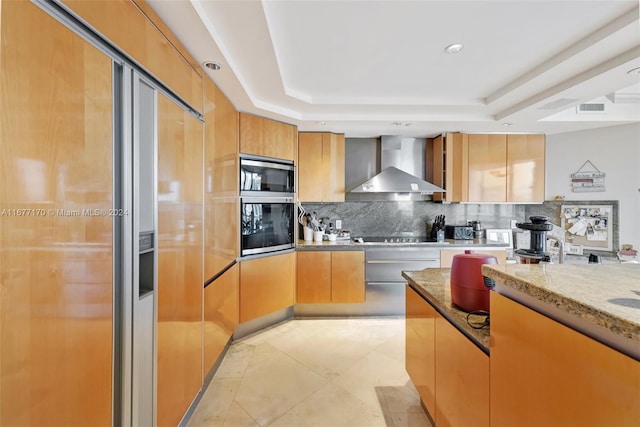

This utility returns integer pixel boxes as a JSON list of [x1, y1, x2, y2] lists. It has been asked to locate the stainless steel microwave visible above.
[[240, 155, 295, 197], [240, 197, 295, 257]]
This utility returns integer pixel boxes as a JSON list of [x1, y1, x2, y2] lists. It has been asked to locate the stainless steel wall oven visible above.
[[241, 197, 295, 256], [240, 155, 295, 257], [240, 154, 295, 197]]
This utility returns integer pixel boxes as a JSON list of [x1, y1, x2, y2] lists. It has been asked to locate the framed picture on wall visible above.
[[561, 204, 613, 251]]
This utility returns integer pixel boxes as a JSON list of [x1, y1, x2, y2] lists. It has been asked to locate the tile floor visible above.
[[188, 318, 433, 427]]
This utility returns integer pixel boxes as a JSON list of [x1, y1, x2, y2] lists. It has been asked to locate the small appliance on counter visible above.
[[450, 250, 498, 312], [514, 215, 553, 263], [445, 224, 474, 240]]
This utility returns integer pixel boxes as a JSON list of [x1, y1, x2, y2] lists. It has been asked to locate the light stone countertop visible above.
[[402, 268, 490, 354], [297, 238, 510, 250], [482, 263, 640, 358]]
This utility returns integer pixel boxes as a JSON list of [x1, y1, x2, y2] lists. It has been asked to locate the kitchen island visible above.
[[404, 264, 640, 427]]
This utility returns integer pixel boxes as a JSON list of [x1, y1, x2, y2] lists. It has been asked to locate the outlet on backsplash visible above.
[[335, 219, 342, 230]]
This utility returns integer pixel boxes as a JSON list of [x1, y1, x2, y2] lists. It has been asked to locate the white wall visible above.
[[546, 123, 640, 251]]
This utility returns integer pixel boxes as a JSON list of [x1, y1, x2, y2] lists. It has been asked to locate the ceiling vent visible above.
[[576, 103, 606, 113]]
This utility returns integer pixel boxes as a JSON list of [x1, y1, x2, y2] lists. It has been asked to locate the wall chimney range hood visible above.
[[350, 135, 445, 195]]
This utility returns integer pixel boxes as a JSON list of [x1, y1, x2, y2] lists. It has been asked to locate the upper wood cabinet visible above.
[[431, 133, 545, 203], [239, 113, 297, 161], [296, 250, 364, 304], [506, 134, 545, 202], [468, 134, 508, 202], [298, 132, 346, 202], [430, 133, 469, 202]]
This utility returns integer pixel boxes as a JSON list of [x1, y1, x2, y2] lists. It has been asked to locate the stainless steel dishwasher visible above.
[[365, 247, 440, 315]]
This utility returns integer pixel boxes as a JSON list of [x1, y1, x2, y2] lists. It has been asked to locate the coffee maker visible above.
[[514, 216, 553, 264]]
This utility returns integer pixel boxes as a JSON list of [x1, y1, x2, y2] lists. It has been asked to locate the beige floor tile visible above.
[[191, 318, 429, 427], [332, 349, 411, 409], [269, 383, 387, 427], [187, 378, 241, 427], [214, 342, 256, 379], [223, 402, 260, 427], [390, 410, 434, 427], [234, 346, 329, 426]]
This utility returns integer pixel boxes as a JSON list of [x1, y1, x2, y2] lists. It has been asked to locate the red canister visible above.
[[450, 250, 498, 312]]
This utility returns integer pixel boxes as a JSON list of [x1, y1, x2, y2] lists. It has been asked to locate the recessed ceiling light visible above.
[[317, 121, 326, 126], [502, 122, 513, 127], [627, 67, 640, 75], [203, 61, 222, 71], [444, 43, 464, 54]]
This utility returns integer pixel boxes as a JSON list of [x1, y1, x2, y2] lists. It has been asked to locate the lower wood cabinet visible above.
[[435, 313, 490, 427], [405, 286, 437, 416], [240, 252, 296, 322], [297, 251, 364, 303], [204, 264, 239, 374], [490, 292, 640, 427], [405, 286, 489, 427]]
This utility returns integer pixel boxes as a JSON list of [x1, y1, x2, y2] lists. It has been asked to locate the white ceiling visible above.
[[147, 0, 640, 138]]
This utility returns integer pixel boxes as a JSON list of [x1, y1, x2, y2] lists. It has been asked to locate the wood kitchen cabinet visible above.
[[239, 112, 297, 161], [62, 0, 203, 111], [405, 285, 490, 426], [468, 134, 507, 202], [297, 251, 364, 303], [506, 134, 545, 202], [240, 252, 296, 322], [204, 263, 239, 374], [435, 313, 490, 427], [431, 133, 469, 202], [405, 286, 437, 417], [156, 94, 204, 427], [431, 133, 545, 203], [298, 132, 346, 202], [490, 292, 640, 427]]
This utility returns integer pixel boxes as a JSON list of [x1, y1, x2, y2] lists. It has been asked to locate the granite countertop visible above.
[[482, 263, 640, 358], [297, 238, 510, 250], [402, 268, 490, 354]]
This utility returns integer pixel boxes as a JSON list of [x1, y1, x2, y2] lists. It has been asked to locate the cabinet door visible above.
[[324, 133, 345, 202], [467, 134, 506, 202], [490, 292, 640, 427], [331, 251, 365, 303], [298, 133, 325, 202], [297, 251, 332, 303], [204, 264, 239, 374], [62, 0, 203, 112], [0, 2, 114, 425], [157, 95, 204, 427], [240, 252, 296, 322], [506, 134, 545, 202], [435, 314, 490, 427], [239, 112, 296, 160], [405, 287, 437, 416]]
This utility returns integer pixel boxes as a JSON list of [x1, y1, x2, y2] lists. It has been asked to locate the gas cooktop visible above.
[[355, 236, 439, 243]]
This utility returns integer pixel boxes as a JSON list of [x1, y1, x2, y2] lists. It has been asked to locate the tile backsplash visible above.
[[300, 200, 619, 255]]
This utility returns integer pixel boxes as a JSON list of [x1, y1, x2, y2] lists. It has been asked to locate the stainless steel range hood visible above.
[[349, 135, 444, 195]]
